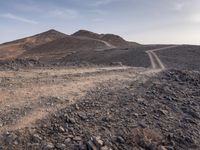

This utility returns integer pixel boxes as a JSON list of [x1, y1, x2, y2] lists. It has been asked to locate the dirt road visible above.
[[146, 46, 177, 70]]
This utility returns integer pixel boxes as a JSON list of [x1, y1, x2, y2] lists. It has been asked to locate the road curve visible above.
[[146, 46, 178, 70]]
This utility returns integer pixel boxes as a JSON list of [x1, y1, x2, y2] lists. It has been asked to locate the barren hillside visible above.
[[0, 30, 66, 60], [20, 35, 112, 63]]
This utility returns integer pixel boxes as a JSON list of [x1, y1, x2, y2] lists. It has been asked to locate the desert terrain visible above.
[[0, 30, 199, 150]]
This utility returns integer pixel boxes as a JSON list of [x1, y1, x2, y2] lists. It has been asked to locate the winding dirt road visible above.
[[146, 46, 177, 70]]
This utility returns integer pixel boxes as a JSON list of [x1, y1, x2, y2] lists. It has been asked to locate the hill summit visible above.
[[72, 30, 140, 47]]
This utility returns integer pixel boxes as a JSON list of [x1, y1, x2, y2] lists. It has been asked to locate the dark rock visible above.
[[116, 136, 125, 144], [139, 122, 148, 128], [87, 140, 98, 150]]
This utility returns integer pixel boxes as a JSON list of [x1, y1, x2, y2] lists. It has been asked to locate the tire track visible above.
[[146, 46, 178, 70]]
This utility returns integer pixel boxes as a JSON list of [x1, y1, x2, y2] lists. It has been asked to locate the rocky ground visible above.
[[156, 45, 200, 71], [0, 68, 199, 150]]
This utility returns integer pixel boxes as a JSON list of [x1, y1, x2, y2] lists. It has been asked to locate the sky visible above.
[[0, 0, 200, 45]]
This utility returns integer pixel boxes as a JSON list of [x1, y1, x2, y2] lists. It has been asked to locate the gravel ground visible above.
[[156, 45, 200, 71], [0, 69, 199, 150]]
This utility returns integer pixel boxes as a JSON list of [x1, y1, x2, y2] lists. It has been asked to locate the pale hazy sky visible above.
[[0, 0, 200, 44]]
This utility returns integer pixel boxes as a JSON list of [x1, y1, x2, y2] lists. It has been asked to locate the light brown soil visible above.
[[0, 66, 148, 132]]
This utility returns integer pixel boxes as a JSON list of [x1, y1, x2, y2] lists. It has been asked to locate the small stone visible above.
[[158, 109, 168, 115], [139, 122, 148, 128], [79, 144, 87, 150], [133, 113, 139, 118], [27, 143, 40, 148], [13, 140, 18, 145], [75, 104, 80, 110], [116, 136, 125, 144], [159, 146, 168, 150], [87, 140, 98, 150], [78, 113, 87, 120], [58, 126, 65, 132], [33, 134, 42, 142], [137, 98, 145, 103], [94, 136, 104, 146], [102, 117, 110, 122], [68, 118, 76, 124], [68, 135, 74, 138], [73, 136, 82, 141], [141, 112, 148, 116], [101, 146, 110, 150], [56, 143, 66, 149], [64, 138, 71, 144], [43, 142, 54, 150]]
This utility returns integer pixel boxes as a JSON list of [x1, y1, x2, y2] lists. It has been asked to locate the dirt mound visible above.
[[72, 30, 140, 48], [0, 30, 67, 60]]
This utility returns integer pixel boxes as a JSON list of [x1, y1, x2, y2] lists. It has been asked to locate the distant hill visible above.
[[72, 30, 140, 48], [0, 29, 147, 67], [72, 30, 102, 39], [21, 35, 111, 61], [2, 29, 66, 47], [0, 29, 66, 60]]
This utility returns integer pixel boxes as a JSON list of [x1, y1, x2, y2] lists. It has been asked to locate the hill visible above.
[[0, 29, 67, 60], [0, 29, 147, 68], [21, 35, 111, 63], [72, 30, 140, 48]]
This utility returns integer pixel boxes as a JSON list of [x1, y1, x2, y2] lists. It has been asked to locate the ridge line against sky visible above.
[[0, 0, 200, 44]]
